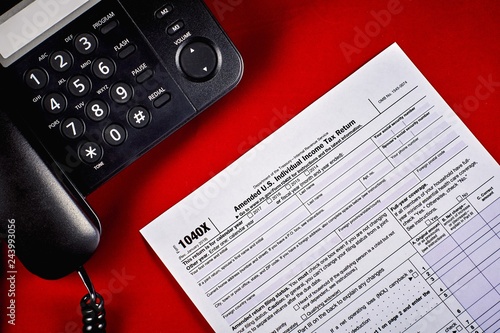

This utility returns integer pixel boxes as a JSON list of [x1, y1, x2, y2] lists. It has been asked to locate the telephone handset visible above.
[[0, 0, 243, 279]]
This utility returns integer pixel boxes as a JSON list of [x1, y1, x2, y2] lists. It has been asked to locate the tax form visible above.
[[141, 44, 500, 333]]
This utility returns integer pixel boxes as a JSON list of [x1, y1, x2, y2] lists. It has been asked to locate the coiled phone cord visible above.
[[78, 267, 106, 332]]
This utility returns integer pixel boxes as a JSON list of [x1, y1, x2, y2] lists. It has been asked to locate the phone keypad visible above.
[[8, 0, 243, 195], [22, 17, 164, 169]]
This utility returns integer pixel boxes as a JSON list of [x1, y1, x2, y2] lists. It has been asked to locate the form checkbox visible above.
[[267, 198, 272, 204], [301, 314, 307, 320], [294, 304, 300, 311], [286, 184, 292, 190], [305, 170, 310, 176]]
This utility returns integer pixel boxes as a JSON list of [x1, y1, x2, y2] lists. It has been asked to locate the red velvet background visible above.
[[2, 0, 499, 332]]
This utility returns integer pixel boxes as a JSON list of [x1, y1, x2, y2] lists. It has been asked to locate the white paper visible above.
[[141, 44, 499, 333]]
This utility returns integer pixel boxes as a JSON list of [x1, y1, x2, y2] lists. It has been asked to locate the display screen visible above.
[[0, 0, 98, 66]]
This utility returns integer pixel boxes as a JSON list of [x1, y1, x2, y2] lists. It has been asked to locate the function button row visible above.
[[154, 3, 182, 35], [152, 1, 220, 82]]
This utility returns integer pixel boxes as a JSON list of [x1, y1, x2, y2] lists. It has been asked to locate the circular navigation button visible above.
[[179, 41, 218, 81]]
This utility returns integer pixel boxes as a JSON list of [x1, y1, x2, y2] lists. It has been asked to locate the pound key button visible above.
[[128, 106, 151, 129]]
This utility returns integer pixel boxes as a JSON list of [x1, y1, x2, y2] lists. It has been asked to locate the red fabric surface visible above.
[[2, 0, 499, 332]]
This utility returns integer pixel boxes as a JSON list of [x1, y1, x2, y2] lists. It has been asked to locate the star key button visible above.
[[79, 142, 102, 164], [179, 40, 218, 81]]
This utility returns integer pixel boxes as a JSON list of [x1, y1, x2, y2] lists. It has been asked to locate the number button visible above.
[[50, 50, 73, 72], [92, 58, 115, 80], [61, 118, 85, 139], [110, 82, 133, 104], [74, 33, 97, 55], [79, 142, 103, 164], [104, 124, 127, 146], [43, 93, 67, 114], [86, 100, 109, 121], [68, 75, 91, 97], [25, 68, 48, 89]]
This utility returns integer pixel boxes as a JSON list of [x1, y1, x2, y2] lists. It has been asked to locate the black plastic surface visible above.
[[0, 0, 242, 281], [0, 111, 101, 280], [1, 0, 243, 195]]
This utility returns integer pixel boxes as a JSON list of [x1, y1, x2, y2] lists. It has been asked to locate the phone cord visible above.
[[78, 267, 107, 333]]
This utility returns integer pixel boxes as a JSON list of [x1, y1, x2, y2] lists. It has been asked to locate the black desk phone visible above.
[[0, 0, 243, 280]]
